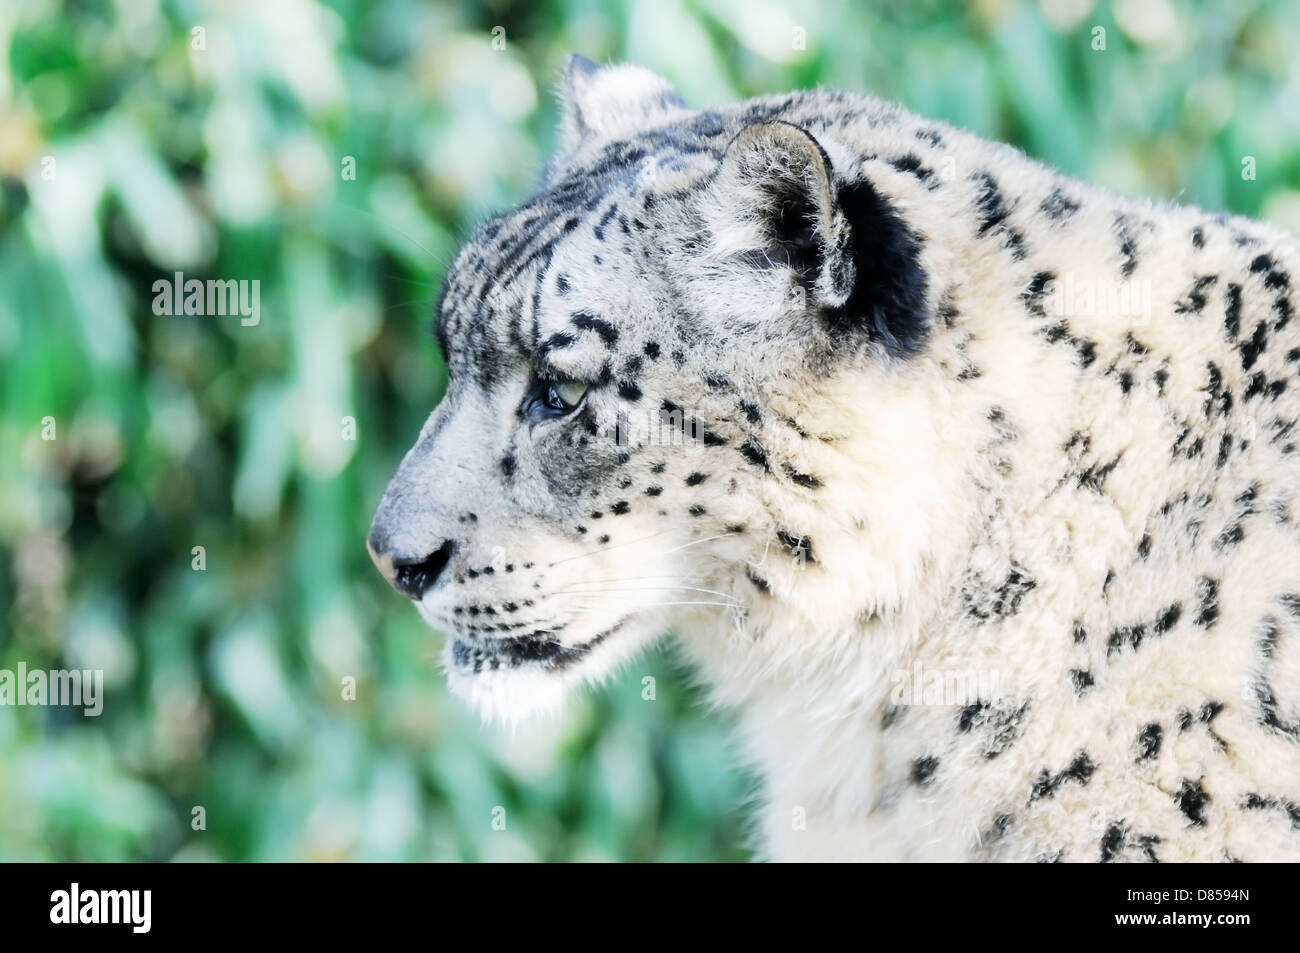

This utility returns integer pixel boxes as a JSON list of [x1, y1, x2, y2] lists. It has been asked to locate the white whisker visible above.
[[556, 584, 741, 603], [546, 526, 681, 567], [660, 531, 740, 556]]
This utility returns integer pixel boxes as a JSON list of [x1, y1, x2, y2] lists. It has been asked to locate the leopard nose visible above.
[[368, 535, 455, 600]]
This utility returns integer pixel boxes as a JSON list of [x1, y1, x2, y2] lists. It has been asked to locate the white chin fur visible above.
[[445, 655, 577, 722], [440, 616, 667, 724]]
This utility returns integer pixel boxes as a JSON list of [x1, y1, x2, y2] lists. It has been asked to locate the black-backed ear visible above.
[[713, 122, 931, 358], [557, 55, 689, 154]]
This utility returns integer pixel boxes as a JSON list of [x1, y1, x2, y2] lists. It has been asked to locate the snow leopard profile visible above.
[[368, 56, 1300, 862]]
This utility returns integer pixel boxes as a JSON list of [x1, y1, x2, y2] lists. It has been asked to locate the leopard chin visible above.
[[441, 618, 663, 724]]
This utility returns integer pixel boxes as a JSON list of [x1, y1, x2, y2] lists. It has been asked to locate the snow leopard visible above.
[[368, 55, 1300, 862]]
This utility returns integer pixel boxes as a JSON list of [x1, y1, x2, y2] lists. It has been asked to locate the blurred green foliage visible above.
[[0, 0, 1297, 861]]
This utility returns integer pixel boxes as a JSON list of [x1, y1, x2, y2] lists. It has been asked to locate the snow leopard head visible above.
[[368, 57, 933, 719]]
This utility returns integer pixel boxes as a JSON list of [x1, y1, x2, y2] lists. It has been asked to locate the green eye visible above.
[[554, 381, 588, 407], [542, 379, 588, 413]]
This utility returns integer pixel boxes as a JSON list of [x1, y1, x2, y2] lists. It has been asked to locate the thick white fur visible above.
[[373, 64, 1300, 862]]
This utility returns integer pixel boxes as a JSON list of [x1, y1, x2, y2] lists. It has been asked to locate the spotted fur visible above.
[[370, 58, 1300, 862]]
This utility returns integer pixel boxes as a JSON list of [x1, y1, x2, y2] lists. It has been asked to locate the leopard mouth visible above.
[[448, 621, 625, 674]]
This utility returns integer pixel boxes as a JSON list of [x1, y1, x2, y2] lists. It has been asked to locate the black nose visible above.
[[380, 540, 455, 600]]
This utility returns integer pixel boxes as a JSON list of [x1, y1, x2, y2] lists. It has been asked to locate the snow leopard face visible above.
[[367, 57, 932, 719]]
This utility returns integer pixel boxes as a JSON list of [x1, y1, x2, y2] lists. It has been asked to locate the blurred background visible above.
[[1, 0, 1298, 861]]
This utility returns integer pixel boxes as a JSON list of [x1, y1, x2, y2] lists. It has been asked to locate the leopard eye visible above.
[[528, 377, 589, 422], [547, 380, 588, 411]]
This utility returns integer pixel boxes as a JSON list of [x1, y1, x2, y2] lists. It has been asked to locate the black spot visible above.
[[782, 464, 822, 488], [644, 485, 662, 497], [1077, 453, 1123, 493], [1100, 823, 1125, 862], [688, 505, 706, 517], [889, 152, 935, 184], [1021, 271, 1056, 317], [500, 453, 516, 478], [916, 127, 945, 147], [1153, 603, 1182, 635], [1224, 282, 1241, 339], [643, 341, 660, 359], [617, 380, 642, 402], [592, 205, 617, 241], [1241, 793, 1300, 830], [1137, 533, 1151, 559], [1244, 371, 1286, 402], [739, 439, 770, 471], [955, 701, 1029, 758], [1174, 778, 1210, 827], [610, 500, 630, 515], [597, 534, 609, 544], [1040, 320, 1097, 368], [1250, 254, 1289, 291], [971, 170, 1027, 260], [1040, 186, 1080, 221], [1070, 669, 1094, 695], [776, 530, 814, 563], [540, 330, 576, 355], [685, 472, 708, 486], [1191, 226, 1205, 249], [1204, 362, 1233, 418], [1107, 623, 1147, 655], [963, 564, 1037, 622], [571, 311, 618, 346], [1215, 521, 1245, 550], [1029, 751, 1095, 802], [745, 569, 770, 594], [1136, 723, 1162, 761], [1239, 321, 1269, 371], [986, 813, 1014, 842], [1174, 275, 1217, 315], [1116, 215, 1140, 277], [911, 756, 939, 786]]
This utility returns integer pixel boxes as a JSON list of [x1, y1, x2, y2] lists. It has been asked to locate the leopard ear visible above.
[[557, 55, 688, 152], [713, 122, 846, 305], [712, 121, 931, 358]]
